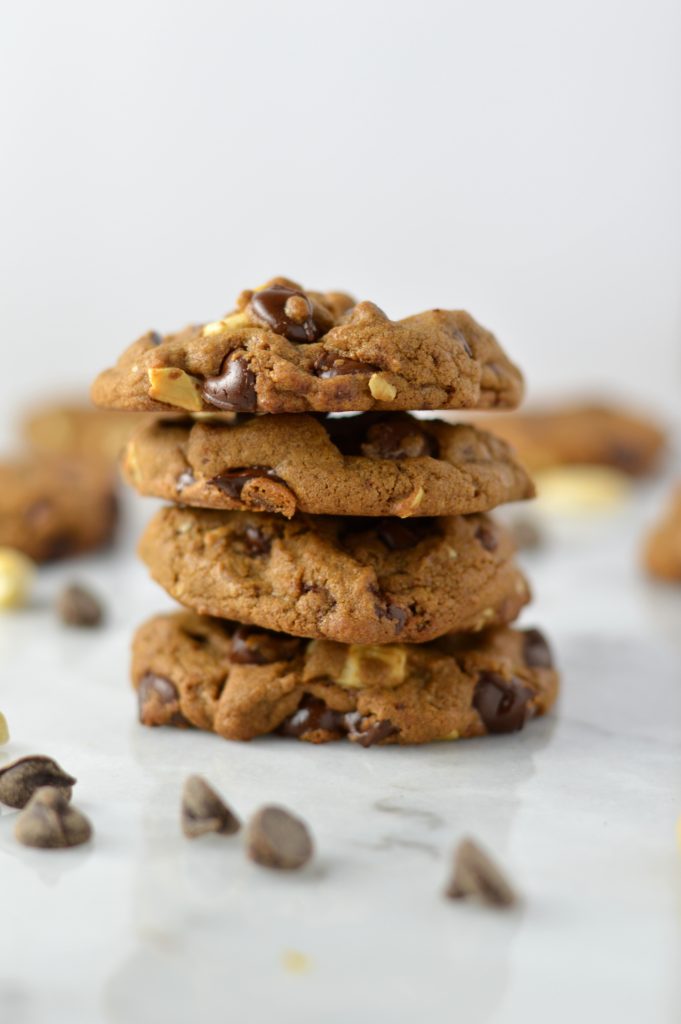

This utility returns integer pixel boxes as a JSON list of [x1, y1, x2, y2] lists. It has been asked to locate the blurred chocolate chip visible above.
[[608, 444, 645, 474], [377, 518, 426, 550], [522, 628, 553, 669], [15, 787, 92, 850], [0, 755, 76, 809], [137, 673, 190, 728], [279, 695, 347, 739], [314, 352, 377, 378], [246, 805, 314, 871], [56, 583, 103, 627], [210, 466, 280, 500], [230, 625, 300, 665], [201, 357, 257, 411], [349, 718, 399, 747], [445, 837, 517, 907], [509, 517, 544, 552], [251, 285, 320, 343], [243, 526, 271, 555], [149, 330, 163, 346], [361, 418, 436, 460], [473, 672, 533, 733], [181, 775, 241, 839], [44, 532, 77, 561], [475, 523, 498, 552], [176, 468, 195, 492]]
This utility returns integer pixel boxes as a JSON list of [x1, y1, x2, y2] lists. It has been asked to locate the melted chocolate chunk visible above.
[[361, 418, 436, 460], [201, 357, 257, 412], [350, 717, 399, 747], [210, 466, 280, 499], [230, 625, 301, 665], [522, 628, 553, 669], [250, 284, 321, 343], [314, 352, 378, 378], [473, 672, 533, 734], [243, 525, 271, 555], [475, 523, 498, 552], [279, 695, 347, 739], [137, 672, 190, 728]]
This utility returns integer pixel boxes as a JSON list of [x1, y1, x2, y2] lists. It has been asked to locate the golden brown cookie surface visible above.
[[643, 485, 681, 581], [132, 611, 558, 745], [92, 277, 524, 415], [138, 506, 530, 644]]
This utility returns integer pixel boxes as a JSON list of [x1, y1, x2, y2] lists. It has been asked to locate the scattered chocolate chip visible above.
[[349, 718, 399, 747], [230, 625, 301, 665], [0, 755, 76, 809], [474, 523, 498, 552], [201, 356, 257, 412], [314, 352, 378, 378], [279, 695, 347, 739], [522, 628, 553, 669], [176, 468, 195, 492], [210, 466, 280, 500], [509, 517, 544, 552], [251, 284, 321, 343], [56, 583, 103, 627], [473, 672, 534, 734], [361, 418, 436, 460], [181, 775, 241, 839], [137, 673, 190, 728], [14, 786, 92, 850], [243, 526, 271, 555], [246, 805, 314, 871], [445, 837, 517, 908]]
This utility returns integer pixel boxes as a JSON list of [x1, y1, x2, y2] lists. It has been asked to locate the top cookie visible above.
[[91, 277, 524, 415]]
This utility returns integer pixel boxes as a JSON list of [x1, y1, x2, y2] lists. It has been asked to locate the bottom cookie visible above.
[[643, 484, 681, 581], [132, 612, 559, 746]]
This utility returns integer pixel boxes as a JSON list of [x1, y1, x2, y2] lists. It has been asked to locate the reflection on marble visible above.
[[0, 486, 680, 1024]]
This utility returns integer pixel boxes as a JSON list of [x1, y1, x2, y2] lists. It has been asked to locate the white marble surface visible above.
[[1, 480, 680, 1024]]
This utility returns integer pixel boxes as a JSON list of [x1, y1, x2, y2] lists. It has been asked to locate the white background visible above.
[[1, 0, 680, 444]]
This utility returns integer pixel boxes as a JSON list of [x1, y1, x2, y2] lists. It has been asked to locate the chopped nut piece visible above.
[[368, 373, 397, 402], [203, 311, 251, 337], [0, 755, 76, 808], [445, 837, 518, 908], [393, 486, 425, 518], [0, 548, 35, 610], [15, 787, 92, 849], [339, 644, 407, 688], [0, 712, 9, 744], [147, 367, 203, 411], [181, 775, 241, 838], [246, 805, 313, 871], [56, 583, 104, 627]]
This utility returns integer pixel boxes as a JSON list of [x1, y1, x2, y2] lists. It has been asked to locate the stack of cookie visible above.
[[92, 278, 559, 746]]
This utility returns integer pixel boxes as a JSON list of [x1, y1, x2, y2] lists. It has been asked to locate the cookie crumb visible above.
[[56, 583, 104, 627], [445, 837, 518, 908]]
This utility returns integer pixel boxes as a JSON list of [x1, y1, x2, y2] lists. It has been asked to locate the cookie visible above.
[[643, 485, 681, 581], [23, 403, 161, 463], [123, 413, 534, 519], [0, 456, 118, 562], [138, 506, 530, 644], [91, 277, 524, 415], [132, 611, 558, 745], [474, 402, 666, 476]]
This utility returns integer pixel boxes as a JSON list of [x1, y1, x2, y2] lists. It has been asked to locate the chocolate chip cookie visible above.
[[132, 611, 558, 744], [123, 413, 534, 519], [91, 277, 524, 415], [138, 506, 530, 644], [23, 403, 162, 464], [0, 456, 118, 562], [643, 485, 681, 581], [474, 402, 666, 476]]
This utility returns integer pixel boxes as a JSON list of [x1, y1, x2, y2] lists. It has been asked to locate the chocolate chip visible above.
[[473, 672, 534, 733], [376, 518, 426, 551], [149, 330, 163, 346], [314, 352, 378, 378], [56, 583, 103, 627], [279, 695, 347, 739], [509, 517, 543, 551], [445, 837, 517, 908], [176, 468, 195, 492], [181, 775, 241, 839], [0, 755, 76, 809], [243, 526, 271, 555], [385, 603, 407, 631], [349, 718, 399, 747], [246, 805, 314, 871], [201, 356, 257, 412], [608, 443, 645, 474], [137, 673, 190, 728], [361, 418, 436, 460], [522, 628, 553, 669], [209, 466, 280, 500], [250, 284, 321, 343], [475, 523, 498, 552], [230, 625, 300, 665], [14, 787, 92, 850]]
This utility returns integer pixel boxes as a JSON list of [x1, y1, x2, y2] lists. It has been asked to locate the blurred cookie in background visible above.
[[23, 403, 157, 464], [643, 485, 681, 582], [472, 401, 666, 478], [0, 455, 118, 562]]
